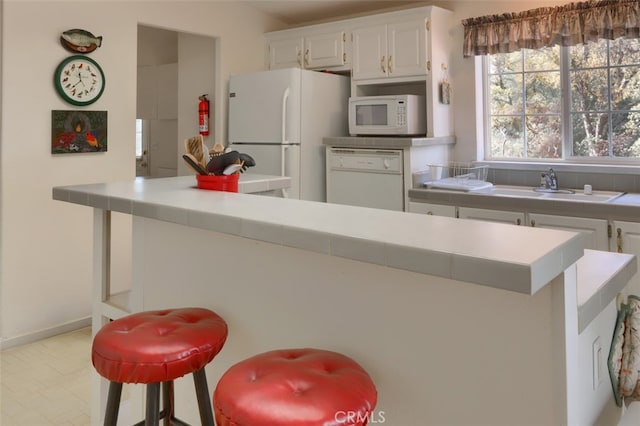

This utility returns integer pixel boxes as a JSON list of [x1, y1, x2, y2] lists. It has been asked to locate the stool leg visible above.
[[145, 382, 161, 426], [104, 382, 123, 426], [162, 381, 174, 425], [193, 367, 215, 426]]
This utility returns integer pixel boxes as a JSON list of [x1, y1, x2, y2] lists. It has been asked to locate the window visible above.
[[135, 119, 144, 159], [486, 38, 640, 161]]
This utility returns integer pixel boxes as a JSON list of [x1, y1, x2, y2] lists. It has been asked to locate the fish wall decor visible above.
[[60, 29, 103, 53]]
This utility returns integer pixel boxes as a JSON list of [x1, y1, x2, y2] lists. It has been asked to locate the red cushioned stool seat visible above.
[[92, 308, 228, 426], [213, 348, 377, 426]]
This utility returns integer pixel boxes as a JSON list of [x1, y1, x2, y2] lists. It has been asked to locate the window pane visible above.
[[135, 119, 143, 157], [611, 65, 640, 111], [489, 51, 522, 74], [525, 47, 560, 71], [612, 112, 640, 157], [490, 74, 523, 114], [526, 116, 562, 158], [571, 112, 609, 157], [570, 69, 608, 112], [526, 71, 561, 114], [490, 116, 524, 158], [570, 39, 608, 68], [610, 37, 640, 66]]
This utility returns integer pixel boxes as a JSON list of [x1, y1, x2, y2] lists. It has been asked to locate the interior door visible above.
[[228, 68, 301, 143]]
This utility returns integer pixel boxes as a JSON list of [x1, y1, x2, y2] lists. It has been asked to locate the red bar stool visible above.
[[92, 308, 228, 426], [213, 348, 377, 426]]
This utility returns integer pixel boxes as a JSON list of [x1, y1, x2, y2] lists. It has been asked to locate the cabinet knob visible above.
[[530, 219, 536, 227], [380, 56, 386, 73], [297, 51, 302, 67], [304, 49, 310, 67], [516, 218, 522, 226], [388, 55, 393, 73]]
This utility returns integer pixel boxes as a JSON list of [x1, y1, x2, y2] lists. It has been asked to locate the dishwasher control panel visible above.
[[329, 149, 402, 173]]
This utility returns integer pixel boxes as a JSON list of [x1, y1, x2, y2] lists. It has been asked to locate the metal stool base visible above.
[[104, 367, 214, 426]]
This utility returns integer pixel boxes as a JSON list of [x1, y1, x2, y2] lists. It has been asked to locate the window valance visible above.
[[462, 0, 640, 57]]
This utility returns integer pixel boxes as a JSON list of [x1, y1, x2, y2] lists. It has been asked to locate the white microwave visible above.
[[348, 95, 426, 136]]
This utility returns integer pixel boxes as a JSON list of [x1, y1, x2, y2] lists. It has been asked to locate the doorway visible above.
[[136, 25, 217, 178]]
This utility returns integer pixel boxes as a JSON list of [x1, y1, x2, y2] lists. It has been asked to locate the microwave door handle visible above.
[[281, 87, 290, 144]]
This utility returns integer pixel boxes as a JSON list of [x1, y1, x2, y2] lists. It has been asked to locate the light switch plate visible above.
[[593, 336, 603, 390]]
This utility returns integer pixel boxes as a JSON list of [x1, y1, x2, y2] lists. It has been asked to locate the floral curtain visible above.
[[462, 0, 640, 57]]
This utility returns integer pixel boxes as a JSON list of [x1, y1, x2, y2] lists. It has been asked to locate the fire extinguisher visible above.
[[198, 94, 210, 136]]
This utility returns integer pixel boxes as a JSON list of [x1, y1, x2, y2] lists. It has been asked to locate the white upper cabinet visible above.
[[352, 19, 426, 80], [267, 30, 346, 70], [304, 31, 346, 69], [351, 24, 387, 79], [268, 37, 304, 69]]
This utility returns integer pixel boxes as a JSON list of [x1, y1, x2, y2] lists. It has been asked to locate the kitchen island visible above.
[[52, 175, 635, 426]]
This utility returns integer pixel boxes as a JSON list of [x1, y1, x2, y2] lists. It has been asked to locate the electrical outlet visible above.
[[593, 337, 603, 390]]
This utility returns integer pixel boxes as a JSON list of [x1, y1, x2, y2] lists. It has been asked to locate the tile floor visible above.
[[1, 327, 92, 425]]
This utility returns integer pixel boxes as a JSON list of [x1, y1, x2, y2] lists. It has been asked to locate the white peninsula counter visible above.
[[52, 175, 635, 426]]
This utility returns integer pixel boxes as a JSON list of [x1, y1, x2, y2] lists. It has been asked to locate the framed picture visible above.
[[51, 110, 107, 154]]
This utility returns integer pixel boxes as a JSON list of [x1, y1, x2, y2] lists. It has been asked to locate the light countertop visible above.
[[409, 186, 640, 221], [53, 175, 584, 296], [577, 250, 636, 332]]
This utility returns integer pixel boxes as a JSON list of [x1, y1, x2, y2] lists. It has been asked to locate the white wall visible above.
[[0, 0, 284, 345]]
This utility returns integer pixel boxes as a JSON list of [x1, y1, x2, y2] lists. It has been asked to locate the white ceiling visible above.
[[243, 0, 426, 26]]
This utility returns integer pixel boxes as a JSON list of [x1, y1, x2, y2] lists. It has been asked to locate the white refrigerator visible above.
[[228, 68, 349, 201]]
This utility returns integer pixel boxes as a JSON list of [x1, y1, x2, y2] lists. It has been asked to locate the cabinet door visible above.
[[304, 31, 345, 69], [387, 19, 427, 77], [352, 24, 388, 80], [529, 213, 609, 251], [408, 201, 456, 217], [268, 37, 303, 69], [611, 221, 640, 295], [458, 207, 525, 226]]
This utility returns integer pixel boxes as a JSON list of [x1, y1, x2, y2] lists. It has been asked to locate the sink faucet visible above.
[[541, 168, 558, 190]]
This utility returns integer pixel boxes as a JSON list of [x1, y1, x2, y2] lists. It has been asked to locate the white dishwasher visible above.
[[326, 147, 404, 211]]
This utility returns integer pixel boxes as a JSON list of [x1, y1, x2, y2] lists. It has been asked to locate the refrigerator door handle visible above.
[[281, 87, 290, 144], [281, 144, 289, 198]]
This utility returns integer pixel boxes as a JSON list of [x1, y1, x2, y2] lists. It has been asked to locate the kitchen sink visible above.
[[487, 185, 624, 203]]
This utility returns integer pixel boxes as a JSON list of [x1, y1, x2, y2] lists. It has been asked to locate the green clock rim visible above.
[[54, 54, 105, 106]]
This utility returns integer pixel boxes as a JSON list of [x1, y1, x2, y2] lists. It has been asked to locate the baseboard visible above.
[[0, 316, 91, 350]]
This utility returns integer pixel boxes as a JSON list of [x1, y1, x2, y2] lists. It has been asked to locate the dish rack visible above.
[[424, 162, 492, 191]]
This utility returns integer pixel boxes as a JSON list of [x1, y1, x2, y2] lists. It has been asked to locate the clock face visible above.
[[54, 55, 105, 106]]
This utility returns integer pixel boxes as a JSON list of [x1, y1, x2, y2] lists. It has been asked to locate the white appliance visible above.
[[228, 68, 349, 201], [348, 95, 426, 136], [326, 148, 404, 211]]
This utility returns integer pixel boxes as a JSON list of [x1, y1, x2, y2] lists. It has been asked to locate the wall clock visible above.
[[54, 55, 105, 106]]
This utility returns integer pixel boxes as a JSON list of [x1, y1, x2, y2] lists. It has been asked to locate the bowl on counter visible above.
[[196, 173, 239, 192]]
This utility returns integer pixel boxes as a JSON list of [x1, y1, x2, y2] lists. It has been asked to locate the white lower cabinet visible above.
[[529, 213, 609, 251], [408, 201, 455, 217], [611, 220, 640, 294], [458, 207, 525, 225]]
